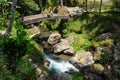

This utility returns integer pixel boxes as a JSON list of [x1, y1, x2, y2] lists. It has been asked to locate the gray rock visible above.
[[54, 72, 72, 80], [76, 51, 94, 66], [64, 47, 74, 55], [48, 32, 61, 45], [116, 42, 120, 50], [69, 51, 94, 67], [98, 33, 112, 40], [94, 47, 112, 60], [114, 48, 120, 61], [53, 40, 70, 53]]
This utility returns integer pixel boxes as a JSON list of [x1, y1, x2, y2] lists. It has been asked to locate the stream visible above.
[[44, 54, 79, 73]]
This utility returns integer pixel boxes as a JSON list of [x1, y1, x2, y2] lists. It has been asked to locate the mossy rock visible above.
[[92, 64, 104, 74], [55, 6, 68, 14]]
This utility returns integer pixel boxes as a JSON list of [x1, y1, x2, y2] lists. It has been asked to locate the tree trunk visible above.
[[99, 0, 103, 16], [5, 0, 17, 36], [93, 0, 95, 11], [61, 0, 63, 6], [38, 0, 43, 12], [85, 0, 88, 11]]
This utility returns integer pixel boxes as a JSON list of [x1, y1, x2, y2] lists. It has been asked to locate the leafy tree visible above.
[[17, 0, 40, 15], [111, 0, 120, 10], [0, 23, 29, 73]]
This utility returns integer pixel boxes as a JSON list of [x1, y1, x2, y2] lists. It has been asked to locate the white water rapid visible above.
[[45, 54, 79, 72]]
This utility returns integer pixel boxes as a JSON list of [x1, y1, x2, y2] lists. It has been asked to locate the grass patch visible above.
[[66, 32, 91, 53]]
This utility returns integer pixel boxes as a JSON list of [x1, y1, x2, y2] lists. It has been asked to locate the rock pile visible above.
[[47, 32, 94, 67], [48, 32, 74, 55]]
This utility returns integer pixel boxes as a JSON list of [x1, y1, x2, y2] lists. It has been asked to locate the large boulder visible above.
[[69, 51, 94, 67], [53, 40, 70, 53], [94, 47, 112, 61], [48, 32, 61, 45], [98, 33, 112, 40], [63, 47, 74, 55]]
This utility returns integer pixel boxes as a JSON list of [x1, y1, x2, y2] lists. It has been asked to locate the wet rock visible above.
[[53, 40, 70, 53], [48, 32, 61, 45], [44, 59, 50, 69]]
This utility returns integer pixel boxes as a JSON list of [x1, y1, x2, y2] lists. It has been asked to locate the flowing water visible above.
[[44, 54, 79, 72]]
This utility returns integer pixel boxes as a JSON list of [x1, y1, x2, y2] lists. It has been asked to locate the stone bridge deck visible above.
[[21, 13, 70, 24]]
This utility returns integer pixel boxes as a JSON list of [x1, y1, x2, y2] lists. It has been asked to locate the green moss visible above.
[[66, 32, 91, 53], [92, 64, 104, 74]]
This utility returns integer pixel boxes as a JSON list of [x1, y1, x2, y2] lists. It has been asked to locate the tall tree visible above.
[[38, 0, 43, 12], [99, 0, 103, 16], [61, 0, 63, 6], [5, 0, 17, 36], [93, 0, 96, 11]]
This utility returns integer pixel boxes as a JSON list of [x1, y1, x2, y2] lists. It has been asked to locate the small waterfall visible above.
[[45, 54, 79, 72]]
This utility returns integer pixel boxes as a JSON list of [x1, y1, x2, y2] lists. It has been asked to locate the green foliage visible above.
[[48, 0, 57, 7], [0, 22, 29, 73], [66, 32, 91, 52], [65, 19, 82, 33], [16, 58, 36, 80], [40, 19, 62, 31], [111, 0, 120, 10], [17, 0, 40, 15], [27, 40, 44, 64], [0, 22, 39, 79], [72, 72, 83, 80], [43, 0, 58, 12], [0, 16, 8, 30]]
